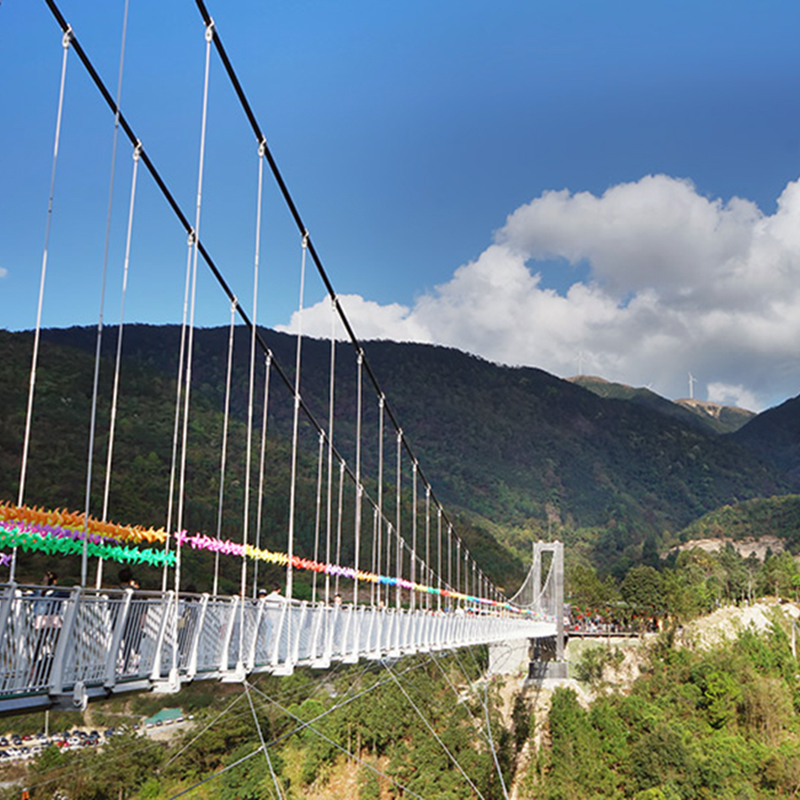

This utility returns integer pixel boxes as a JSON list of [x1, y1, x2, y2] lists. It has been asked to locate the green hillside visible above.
[[0, 326, 796, 586], [677, 494, 800, 552]]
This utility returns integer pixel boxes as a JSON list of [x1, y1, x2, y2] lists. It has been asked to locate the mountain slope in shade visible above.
[[733, 394, 800, 481], [4, 326, 788, 541]]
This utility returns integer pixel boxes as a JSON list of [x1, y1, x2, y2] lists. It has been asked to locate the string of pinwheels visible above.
[[0, 503, 536, 614]]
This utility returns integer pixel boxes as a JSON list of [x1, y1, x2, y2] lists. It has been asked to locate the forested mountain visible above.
[[732, 394, 800, 481], [0, 325, 796, 587]]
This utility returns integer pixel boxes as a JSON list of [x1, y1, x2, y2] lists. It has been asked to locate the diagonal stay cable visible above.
[[456, 643, 511, 800], [165, 656, 406, 779], [26, 659, 365, 795], [430, 649, 492, 746], [166, 659, 432, 800], [167, 745, 265, 800], [245, 679, 425, 800], [482, 667, 510, 800], [428, 647, 511, 797], [164, 658, 353, 772], [163, 689, 246, 770], [257, 656, 432, 750], [244, 681, 284, 799], [382, 659, 487, 800]]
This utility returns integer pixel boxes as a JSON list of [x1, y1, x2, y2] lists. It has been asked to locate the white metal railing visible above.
[[0, 583, 555, 713]]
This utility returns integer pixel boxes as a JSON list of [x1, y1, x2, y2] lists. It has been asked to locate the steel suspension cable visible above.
[[311, 430, 324, 604], [173, 20, 214, 684], [437, 507, 442, 611], [241, 139, 266, 612], [375, 394, 384, 607], [213, 299, 237, 596], [354, 351, 363, 609], [335, 460, 345, 597], [324, 300, 336, 605], [248, 684, 425, 800], [462, 645, 510, 800], [244, 682, 284, 799], [286, 234, 308, 603], [395, 430, 402, 609], [411, 460, 417, 612], [96, 141, 141, 590], [189, 0, 508, 608], [430, 650, 493, 749], [163, 656, 354, 774], [83, 0, 130, 588], [253, 352, 272, 596], [425, 485, 431, 611], [165, 657, 433, 800], [371, 506, 379, 607], [12, 25, 71, 582], [41, 0, 511, 610], [447, 524, 453, 607], [385, 523, 393, 609], [163, 222, 194, 593], [383, 660, 487, 800]]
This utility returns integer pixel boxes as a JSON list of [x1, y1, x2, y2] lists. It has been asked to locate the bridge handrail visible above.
[[0, 583, 555, 713]]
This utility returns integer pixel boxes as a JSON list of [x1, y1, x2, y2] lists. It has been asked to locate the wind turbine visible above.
[[688, 372, 697, 400]]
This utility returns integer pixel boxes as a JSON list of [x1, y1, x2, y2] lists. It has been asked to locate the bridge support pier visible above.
[[527, 635, 569, 681]]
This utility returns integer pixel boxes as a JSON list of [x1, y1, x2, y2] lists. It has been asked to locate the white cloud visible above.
[[0, 268, 7, 279], [276, 294, 429, 343], [707, 383, 759, 411], [281, 175, 800, 412]]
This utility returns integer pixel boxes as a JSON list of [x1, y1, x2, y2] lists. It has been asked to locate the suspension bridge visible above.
[[0, 0, 565, 725]]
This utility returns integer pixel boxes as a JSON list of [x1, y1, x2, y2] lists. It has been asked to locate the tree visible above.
[[568, 564, 620, 614], [621, 566, 665, 617]]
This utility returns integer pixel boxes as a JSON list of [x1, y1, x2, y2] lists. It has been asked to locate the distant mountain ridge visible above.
[[570, 375, 755, 434]]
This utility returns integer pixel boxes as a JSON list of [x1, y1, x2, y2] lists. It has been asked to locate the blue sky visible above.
[[3, 1, 800, 411]]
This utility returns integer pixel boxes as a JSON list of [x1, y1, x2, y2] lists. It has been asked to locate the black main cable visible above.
[[42, 0, 508, 604], [191, 0, 499, 594], [40, 0, 379, 521]]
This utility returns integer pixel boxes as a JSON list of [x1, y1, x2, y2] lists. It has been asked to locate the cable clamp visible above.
[[187, 230, 196, 246], [133, 141, 142, 161], [378, 393, 385, 409], [258, 138, 267, 159], [301, 231, 309, 249], [205, 21, 215, 43], [62, 26, 73, 49]]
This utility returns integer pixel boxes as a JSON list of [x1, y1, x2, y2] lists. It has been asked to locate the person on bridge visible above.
[[266, 585, 282, 601], [117, 567, 140, 591]]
